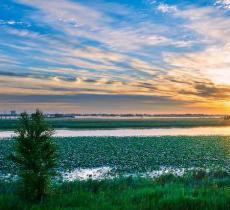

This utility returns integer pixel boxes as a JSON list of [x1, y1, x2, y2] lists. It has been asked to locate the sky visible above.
[[0, 0, 230, 114]]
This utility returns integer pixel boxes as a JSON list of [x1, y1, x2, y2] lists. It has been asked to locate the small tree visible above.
[[10, 110, 58, 202]]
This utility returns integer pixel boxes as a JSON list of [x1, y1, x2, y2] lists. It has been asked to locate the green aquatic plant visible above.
[[1, 136, 230, 178]]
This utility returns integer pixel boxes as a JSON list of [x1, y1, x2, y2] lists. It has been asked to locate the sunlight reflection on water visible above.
[[2, 126, 230, 138]]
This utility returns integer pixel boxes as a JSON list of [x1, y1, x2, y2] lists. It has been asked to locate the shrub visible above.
[[10, 110, 58, 202]]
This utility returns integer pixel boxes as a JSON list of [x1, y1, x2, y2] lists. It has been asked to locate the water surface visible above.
[[1, 126, 230, 138]]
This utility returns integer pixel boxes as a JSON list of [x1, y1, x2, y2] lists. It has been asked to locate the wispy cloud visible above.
[[215, 0, 230, 9], [0, 0, 230, 113], [157, 3, 178, 13], [0, 20, 24, 25]]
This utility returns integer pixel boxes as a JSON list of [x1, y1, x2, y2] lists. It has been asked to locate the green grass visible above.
[[1, 174, 230, 210], [2, 135, 230, 209], [2, 136, 230, 176], [0, 117, 229, 130]]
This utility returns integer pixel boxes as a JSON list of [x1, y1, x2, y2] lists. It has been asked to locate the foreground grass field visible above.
[[1, 136, 230, 177], [1, 173, 230, 210], [0, 117, 229, 130], [1, 136, 230, 209]]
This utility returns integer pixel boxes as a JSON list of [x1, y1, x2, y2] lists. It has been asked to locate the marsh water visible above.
[[1, 126, 230, 138]]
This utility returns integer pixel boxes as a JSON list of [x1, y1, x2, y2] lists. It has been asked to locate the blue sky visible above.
[[1, 0, 230, 113]]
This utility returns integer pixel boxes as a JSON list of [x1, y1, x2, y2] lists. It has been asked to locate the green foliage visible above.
[[9, 110, 58, 202], [2, 136, 230, 177], [1, 176, 230, 210], [1, 117, 230, 130], [155, 173, 179, 185], [55, 136, 230, 173]]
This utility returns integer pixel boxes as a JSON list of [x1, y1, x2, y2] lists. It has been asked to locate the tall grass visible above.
[[1, 173, 230, 210]]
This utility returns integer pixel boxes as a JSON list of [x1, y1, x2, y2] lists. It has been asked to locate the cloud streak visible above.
[[0, 0, 230, 113]]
